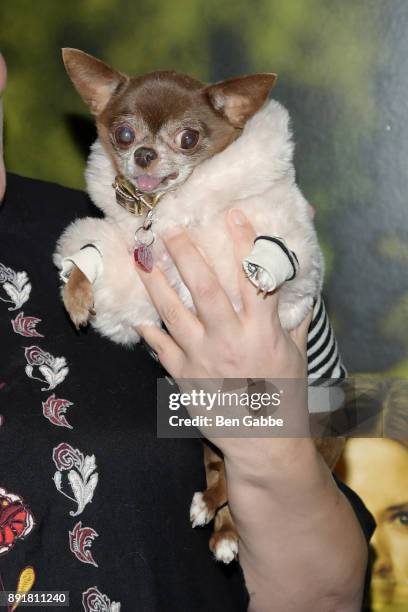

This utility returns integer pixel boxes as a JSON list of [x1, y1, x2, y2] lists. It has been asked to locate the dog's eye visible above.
[[176, 129, 200, 150], [114, 125, 135, 147]]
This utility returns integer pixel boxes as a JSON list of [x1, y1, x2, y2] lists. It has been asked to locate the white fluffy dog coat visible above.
[[54, 99, 323, 345]]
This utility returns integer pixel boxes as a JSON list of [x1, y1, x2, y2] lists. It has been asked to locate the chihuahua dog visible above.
[[54, 49, 345, 563]]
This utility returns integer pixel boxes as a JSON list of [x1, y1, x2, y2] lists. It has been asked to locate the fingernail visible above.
[[229, 208, 246, 226]]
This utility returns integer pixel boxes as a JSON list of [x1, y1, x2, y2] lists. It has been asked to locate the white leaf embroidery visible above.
[[68, 470, 86, 517], [53, 357, 68, 371], [15, 283, 31, 309], [15, 271, 29, 288], [82, 455, 97, 482], [2, 282, 19, 302], [53, 471, 62, 489], [24, 346, 69, 391], [0, 264, 31, 310], [38, 365, 56, 389], [84, 473, 98, 508], [53, 443, 99, 517], [53, 367, 69, 388]]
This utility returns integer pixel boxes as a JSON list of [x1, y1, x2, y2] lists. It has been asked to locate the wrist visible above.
[[223, 437, 318, 488]]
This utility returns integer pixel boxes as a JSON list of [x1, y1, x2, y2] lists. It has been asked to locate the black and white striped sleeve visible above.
[[307, 295, 347, 386]]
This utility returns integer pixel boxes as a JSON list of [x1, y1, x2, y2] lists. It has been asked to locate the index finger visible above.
[[163, 229, 240, 334]]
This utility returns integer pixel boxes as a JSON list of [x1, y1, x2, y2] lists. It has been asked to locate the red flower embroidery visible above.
[[0, 488, 35, 556], [52, 442, 83, 471], [11, 312, 43, 337], [42, 395, 73, 429], [69, 521, 98, 567]]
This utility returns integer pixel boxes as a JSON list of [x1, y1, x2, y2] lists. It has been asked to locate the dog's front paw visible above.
[[63, 266, 95, 329], [249, 266, 277, 293], [190, 492, 216, 527], [210, 531, 239, 564], [243, 236, 299, 294]]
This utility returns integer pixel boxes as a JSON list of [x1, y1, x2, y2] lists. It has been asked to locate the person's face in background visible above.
[[342, 438, 408, 605]]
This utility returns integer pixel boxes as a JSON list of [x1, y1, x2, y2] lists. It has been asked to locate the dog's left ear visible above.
[[205, 73, 277, 128]]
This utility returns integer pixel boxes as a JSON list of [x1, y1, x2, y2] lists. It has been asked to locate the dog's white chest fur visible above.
[[54, 99, 323, 345]]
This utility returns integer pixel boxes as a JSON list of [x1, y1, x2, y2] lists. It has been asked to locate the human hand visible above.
[[137, 208, 313, 455], [137, 208, 311, 382]]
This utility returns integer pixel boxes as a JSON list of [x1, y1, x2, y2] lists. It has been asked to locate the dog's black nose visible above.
[[134, 147, 158, 168]]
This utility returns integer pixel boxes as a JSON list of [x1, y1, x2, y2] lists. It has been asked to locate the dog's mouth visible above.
[[134, 172, 179, 193], [112, 171, 181, 215]]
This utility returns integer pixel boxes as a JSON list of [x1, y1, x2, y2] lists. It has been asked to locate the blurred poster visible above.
[[337, 379, 408, 611]]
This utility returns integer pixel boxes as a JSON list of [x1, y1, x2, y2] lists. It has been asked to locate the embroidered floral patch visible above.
[[0, 488, 35, 556], [42, 394, 73, 429], [0, 263, 31, 311], [24, 345, 69, 391], [69, 521, 99, 567], [52, 443, 98, 517], [11, 312, 43, 337], [1, 259, 119, 603], [82, 587, 121, 612]]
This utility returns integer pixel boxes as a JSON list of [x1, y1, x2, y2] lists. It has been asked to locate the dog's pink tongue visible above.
[[136, 175, 162, 192]]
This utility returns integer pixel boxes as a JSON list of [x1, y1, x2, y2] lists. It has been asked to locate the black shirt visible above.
[[0, 174, 375, 611]]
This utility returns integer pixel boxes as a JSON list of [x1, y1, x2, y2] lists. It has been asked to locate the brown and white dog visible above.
[[54, 49, 343, 563]]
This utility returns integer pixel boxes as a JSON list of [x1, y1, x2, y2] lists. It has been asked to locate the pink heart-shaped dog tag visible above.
[[134, 244, 153, 272]]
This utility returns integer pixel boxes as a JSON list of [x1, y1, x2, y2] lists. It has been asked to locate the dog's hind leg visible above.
[[190, 443, 239, 564], [210, 504, 239, 564], [190, 442, 227, 528]]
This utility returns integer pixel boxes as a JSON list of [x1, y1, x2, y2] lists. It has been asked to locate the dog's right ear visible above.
[[62, 48, 127, 115]]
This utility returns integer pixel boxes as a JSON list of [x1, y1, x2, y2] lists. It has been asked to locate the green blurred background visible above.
[[2, 2, 408, 609], [2, 0, 379, 190], [1, 0, 407, 379]]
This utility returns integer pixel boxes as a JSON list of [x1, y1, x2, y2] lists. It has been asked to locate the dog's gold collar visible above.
[[112, 176, 163, 215]]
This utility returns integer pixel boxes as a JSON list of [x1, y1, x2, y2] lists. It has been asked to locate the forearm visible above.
[[224, 439, 368, 612], [134, 213, 367, 609]]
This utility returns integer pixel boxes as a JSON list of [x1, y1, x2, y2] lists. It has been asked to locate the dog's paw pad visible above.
[[212, 537, 239, 564], [190, 492, 214, 527]]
